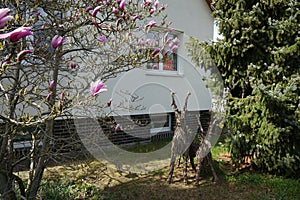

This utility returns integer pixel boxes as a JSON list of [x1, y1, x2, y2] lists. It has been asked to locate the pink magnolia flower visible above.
[[114, 124, 120, 132], [152, 48, 160, 55], [163, 32, 169, 41], [143, 0, 152, 7], [70, 63, 77, 69], [152, 64, 158, 69], [145, 20, 156, 28], [0, 8, 10, 19], [59, 90, 65, 101], [98, 35, 107, 42], [119, 0, 126, 12], [46, 93, 52, 101], [16, 49, 33, 61], [149, 7, 155, 15], [168, 37, 180, 52], [112, 7, 118, 14], [163, 49, 170, 56], [92, 6, 102, 17], [171, 37, 179, 45], [0, 8, 13, 28], [160, 4, 166, 11], [35, 11, 41, 17], [107, 98, 112, 107], [132, 15, 139, 21], [49, 80, 54, 91], [86, 6, 93, 12], [154, 0, 159, 8], [90, 80, 107, 96], [51, 35, 65, 48], [0, 27, 33, 42], [171, 45, 178, 52]]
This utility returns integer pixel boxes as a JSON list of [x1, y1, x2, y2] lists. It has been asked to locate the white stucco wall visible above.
[[161, 0, 214, 40], [97, 0, 214, 116]]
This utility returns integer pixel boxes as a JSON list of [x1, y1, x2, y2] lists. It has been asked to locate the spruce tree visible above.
[[202, 0, 299, 176]]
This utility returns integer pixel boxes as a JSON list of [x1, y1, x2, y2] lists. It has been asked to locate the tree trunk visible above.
[[26, 50, 60, 199], [1, 125, 17, 200], [27, 119, 54, 200]]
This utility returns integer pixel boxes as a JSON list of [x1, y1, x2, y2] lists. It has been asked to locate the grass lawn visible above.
[[31, 139, 300, 200]]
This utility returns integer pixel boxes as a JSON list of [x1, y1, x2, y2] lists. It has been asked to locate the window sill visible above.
[[144, 70, 184, 77], [150, 127, 171, 134]]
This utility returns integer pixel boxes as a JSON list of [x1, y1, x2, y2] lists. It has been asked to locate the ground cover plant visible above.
[[33, 140, 300, 200]]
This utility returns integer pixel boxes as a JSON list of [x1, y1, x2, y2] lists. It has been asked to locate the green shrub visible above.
[[39, 179, 103, 200]]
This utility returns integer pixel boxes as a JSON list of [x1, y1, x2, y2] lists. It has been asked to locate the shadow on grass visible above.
[[38, 139, 300, 200], [99, 159, 262, 200]]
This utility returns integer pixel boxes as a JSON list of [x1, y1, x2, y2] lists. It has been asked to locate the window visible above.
[[149, 113, 171, 134], [145, 31, 178, 72], [131, 113, 172, 134]]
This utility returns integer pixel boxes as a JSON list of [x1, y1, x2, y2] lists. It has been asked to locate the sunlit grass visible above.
[[123, 138, 172, 153], [38, 138, 300, 200]]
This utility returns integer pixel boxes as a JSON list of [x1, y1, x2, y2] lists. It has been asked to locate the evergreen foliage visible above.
[[200, 0, 299, 176]]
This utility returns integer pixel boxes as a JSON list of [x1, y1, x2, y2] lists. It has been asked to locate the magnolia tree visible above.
[[0, 0, 175, 199]]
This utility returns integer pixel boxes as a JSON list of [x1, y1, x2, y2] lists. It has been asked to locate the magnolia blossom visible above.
[[152, 48, 160, 55], [70, 63, 77, 69], [49, 80, 54, 91], [143, 0, 152, 7], [98, 35, 107, 42], [107, 98, 112, 107], [152, 64, 158, 69], [149, 7, 155, 15], [170, 45, 178, 52], [16, 49, 33, 62], [0, 8, 13, 28], [159, 4, 166, 11], [35, 11, 41, 17], [154, 0, 159, 8], [51, 35, 65, 48], [92, 6, 102, 17], [169, 37, 180, 52], [90, 80, 107, 96], [86, 6, 93, 12], [0, 27, 33, 42], [132, 15, 139, 21], [146, 20, 156, 28], [59, 90, 65, 101], [112, 7, 118, 14], [0, 8, 10, 19], [114, 124, 120, 132], [163, 49, 170, 56], [119, 0, 126, 12], [46, 93, 52, 101]]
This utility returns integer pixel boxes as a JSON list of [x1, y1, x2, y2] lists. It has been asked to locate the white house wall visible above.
[[97, 0, 214, 116], [161, 0, 214, 40]]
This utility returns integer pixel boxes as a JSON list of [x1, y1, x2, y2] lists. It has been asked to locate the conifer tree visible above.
[[202, 0, 299, 176]]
